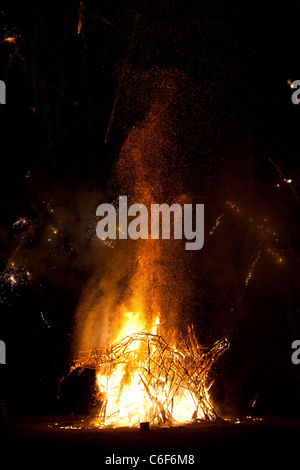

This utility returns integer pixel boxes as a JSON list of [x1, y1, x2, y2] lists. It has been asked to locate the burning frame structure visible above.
[[70, 327, 229, 427]]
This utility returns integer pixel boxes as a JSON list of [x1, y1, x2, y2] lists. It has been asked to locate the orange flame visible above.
[[74, 73, 228, 427]]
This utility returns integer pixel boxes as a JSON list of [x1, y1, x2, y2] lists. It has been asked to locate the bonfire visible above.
[[69, 318, 229, 427]]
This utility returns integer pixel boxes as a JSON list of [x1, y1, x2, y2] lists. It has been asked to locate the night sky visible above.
[[0, 1, 300, 418]]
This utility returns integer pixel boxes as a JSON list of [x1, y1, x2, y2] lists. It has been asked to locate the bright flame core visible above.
[[73, 312, 228, 428]]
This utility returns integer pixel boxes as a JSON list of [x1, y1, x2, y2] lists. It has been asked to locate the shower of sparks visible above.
[[3, 23, 21, 44], [226, 200, 287, 286], [0, 206, 64, 296], [267, 248, 285, 264], [0, 197, 106, 305], [208, 213, 224, 237], [40, 311, 51, 329], [0, 262, 32, 290], [226, 201, 240, 214], [245, 250, 261, 286], [102, 239, 115, 248], [86, 215, 101, 244]]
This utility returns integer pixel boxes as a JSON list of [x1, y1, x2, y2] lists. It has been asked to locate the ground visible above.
[[3, 414, 300, 466]]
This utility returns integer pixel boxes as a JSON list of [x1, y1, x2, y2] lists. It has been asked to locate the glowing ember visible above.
[[3, 37, 16, 44], [71, 319, 229, 427]]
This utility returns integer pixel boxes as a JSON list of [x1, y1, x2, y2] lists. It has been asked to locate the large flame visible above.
[[73, 72, 228, 427], [92, 316, 221, 427], [72, 315, 228, 427]]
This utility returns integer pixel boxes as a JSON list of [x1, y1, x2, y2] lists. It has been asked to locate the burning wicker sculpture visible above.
[[71, 327, 229, 427]]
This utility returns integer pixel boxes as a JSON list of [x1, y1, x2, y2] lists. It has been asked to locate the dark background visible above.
[[0, 1, 300, 419]]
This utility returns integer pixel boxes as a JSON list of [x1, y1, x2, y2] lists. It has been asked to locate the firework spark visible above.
[[13, 217, 29, 228], [268, 157, 299, 200], [208, 214, 224, 237], [77, 1, 85, 35], [226, 200, 287, 286], [40, 311, 51, 329], [245, 250, 261, 286], [104, 13, 140, 143], [0, 262, 31, 290], [226, 201, 241, 214]]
